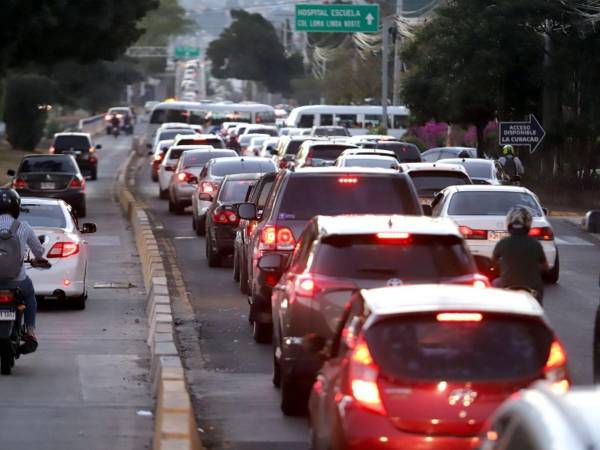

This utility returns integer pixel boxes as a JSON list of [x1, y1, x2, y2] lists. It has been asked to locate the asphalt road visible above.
[[134, 155, 600, 449], [0, 135, 153, 449]]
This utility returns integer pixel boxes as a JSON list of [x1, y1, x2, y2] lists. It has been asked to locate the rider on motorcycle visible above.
[[110, 113, 120, 131], [0, 189, 49, 344], [491, 206, 548, 303]]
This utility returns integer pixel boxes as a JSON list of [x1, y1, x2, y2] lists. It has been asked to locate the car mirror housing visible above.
[[6, 169, 15, 177], [80, 222, 97, 234], [96, 145, 102, 150], [238, 202, 257, 220]]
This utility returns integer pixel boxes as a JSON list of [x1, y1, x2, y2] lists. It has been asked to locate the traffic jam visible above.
[[142, 100, 569, 449]]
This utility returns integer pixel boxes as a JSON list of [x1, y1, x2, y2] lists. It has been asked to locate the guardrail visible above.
[[78, 113, 105, 136]]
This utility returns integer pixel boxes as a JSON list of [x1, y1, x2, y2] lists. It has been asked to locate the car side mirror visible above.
[[80, 222, 97, 234], [6, 169, 15, 177], [238, 202, 257, 220], [95, 145, 102, 150], [302, 333, 327, 355], [422, 204, 433, 216], [198, 192, 213, 202], [542, 207, 549, 216], [258, 253, 284, 271]]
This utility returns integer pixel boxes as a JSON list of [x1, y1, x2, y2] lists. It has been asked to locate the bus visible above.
[[285, 105, 410, 138]]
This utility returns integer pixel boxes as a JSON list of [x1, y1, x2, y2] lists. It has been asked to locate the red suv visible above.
[[308, 285, 570, 450]]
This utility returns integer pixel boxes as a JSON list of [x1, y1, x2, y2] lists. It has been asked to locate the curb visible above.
[[114, 147, 202, 450]]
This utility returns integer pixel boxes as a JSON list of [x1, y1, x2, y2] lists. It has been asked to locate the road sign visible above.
[[499, 114, 546, 153], [126, 46, 168, 58], [174, 46, 200, 58], [295, 4, 380, 33]]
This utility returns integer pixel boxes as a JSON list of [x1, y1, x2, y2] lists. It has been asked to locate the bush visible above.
[[3, 74, 54, 150], [401, 134, 427, 152]]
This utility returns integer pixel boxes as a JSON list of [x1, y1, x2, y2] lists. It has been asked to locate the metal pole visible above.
[[392, 0, 403, 105], [381, 17, 390, 133]]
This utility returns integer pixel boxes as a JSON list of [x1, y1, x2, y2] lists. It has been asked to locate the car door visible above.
[[422, 149, 441, 162]]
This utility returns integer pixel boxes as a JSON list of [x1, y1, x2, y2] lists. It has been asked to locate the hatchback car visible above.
[[9, 155, 87, 217], [335, 155, 400, 169], [308, 285, 570, 450], [149, 126, 196, 154], [21, 198, 96, 309], [421, 146, 478, 162], [173, 134, 226, 149], [150, 139, 175, 182], [267, 215, 488, 415], [438, 158, 513, 185], [273, 136, 313, 169], [168, 148, 237, 214], [431, 185, 559, 283], [158, 145, 212, 199], [237, 168, 422, 343], [400, 163, 472, 205], [50, 132, 101, 180], [238, 133, 269, 156], [192, 157, 277, 235], [294, 141, 358, 168]]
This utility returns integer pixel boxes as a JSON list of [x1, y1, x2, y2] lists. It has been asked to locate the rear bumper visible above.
[[173, 184, 196, 205], [26, 258, 86, 298]]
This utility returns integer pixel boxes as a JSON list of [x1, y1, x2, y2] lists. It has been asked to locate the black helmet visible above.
[[0, 189, 21, 219]]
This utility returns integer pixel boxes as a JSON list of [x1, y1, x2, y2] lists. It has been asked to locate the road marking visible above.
[[555, 236, 594, 246], [173, 236, 196, 240]]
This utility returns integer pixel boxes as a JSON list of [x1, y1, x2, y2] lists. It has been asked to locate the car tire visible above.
[[543, 252, 560, 284], [272, 348, 281, 388], [168, 199, 175, 213], [0, 342, 13, 375], [159, 187, 168, 200], [151, 173, 158, 183], [233, 250, 240, 282], [90, 167, 98, 181], [206, 234, 221, 268], [192, 215, 197, 231], [252, 319, 272, 344], [77, 202, 87, 218], [196, 215, 206, 236], [239, 257, 249, 295], [280, 373, 310, 416], [71, 294, 86, 310], [172, 200, 185, 215]]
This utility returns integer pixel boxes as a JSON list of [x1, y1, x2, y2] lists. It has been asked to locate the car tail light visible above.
[[305, 149, 314, 166], [200, 181, 219, 194], [338, 177, 358, 184], [259, 225, 296, 251], [247, 221, 257, 236], [12, 178, 27, 189], [449, 273, 490, 288], [459, 225, 488, 240], [49, 146, 55, 154], [212, 208, 238, 224], [177, 171, 195, 183], [376, 232, 412, 243], [348, 337, 386, 415], [544, 339, 569, 393], [47, 241, 80, 258], [529, 227, 554, 241], [0, 291, 14, 304], [89, 156, 97, 164], [295, 275, 317, 297], [437, 312, 483, 322], [70, 178, 85, 190]]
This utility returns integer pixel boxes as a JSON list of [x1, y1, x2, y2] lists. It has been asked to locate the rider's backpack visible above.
[[0, 220, 22, 280], [503, 154, 518, 178]]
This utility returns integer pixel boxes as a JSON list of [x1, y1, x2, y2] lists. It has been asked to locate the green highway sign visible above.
[[174, 46, 200, 58], [295, 4, 380, 33]]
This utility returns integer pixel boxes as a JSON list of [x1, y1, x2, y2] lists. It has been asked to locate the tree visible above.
[[207, 10, 302, 94], [136, 0, 192, 46]]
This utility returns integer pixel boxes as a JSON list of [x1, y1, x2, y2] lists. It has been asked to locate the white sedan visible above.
[[432, 185, 559, 283], [21, 198, 96, 309]]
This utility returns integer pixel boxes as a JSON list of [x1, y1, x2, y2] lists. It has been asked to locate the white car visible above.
[[400, 162, 472, 204], [21, 198, 96, 309], [432, 184, 559, 283]]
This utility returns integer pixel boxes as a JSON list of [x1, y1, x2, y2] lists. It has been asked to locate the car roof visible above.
[[170, 145, 215, 151], [362, 285, 544, 318], [23, 154, 72, 159], [444, 184, 533, 194], [54, 132, 90, 138], [21, 197, 64, 206], [313, 215, 462, 238], [292, 167, 400, 176], [210, 156, 273, 165], [342, 149, 396, 156], [175, 134, 220, 140], [223, 173, 264, 181], [341, 155, 398, 161], [426, 146, 477, 152], [401, 162, 469, 174]]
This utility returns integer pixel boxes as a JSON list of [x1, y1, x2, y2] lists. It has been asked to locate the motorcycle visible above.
[[111, 124, 120, 138]]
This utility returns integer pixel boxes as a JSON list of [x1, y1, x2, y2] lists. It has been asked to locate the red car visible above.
[[308, 285, 570, 450]]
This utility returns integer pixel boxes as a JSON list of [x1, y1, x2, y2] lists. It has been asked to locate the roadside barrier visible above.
[[78, 114, 105, 136], [115, 147, 202, 450]]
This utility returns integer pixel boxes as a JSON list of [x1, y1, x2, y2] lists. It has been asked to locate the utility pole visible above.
[[381, 17, 392, 132], [392, 0, 403, 105]]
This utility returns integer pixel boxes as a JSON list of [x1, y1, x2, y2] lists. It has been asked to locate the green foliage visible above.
[[137, 0, 193, 46], [3, 74, 55, 150], [207, 10, 302, 94], [400, 134, 427, 152]]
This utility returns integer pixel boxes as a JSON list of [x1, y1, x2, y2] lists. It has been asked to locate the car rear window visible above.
[[374, 143, 422, 163], [278, 175, 420, 220], [308, 145, 350, 161], [159, 129, 195, 141], [313, 235, 473, 281], [151, 108, 193, 124], [20, 204, 67, 228], [20, 157, 77, 173], [409, 171, 471, 196], [177, 137, 224, 148], [459, 162, 493, 179], [211, 160, 277, 177], [367, 315, 553, 381], [219, 180, 256, 203], [53, 136, 90, 151], [448, 191, 543, 216], [341, 157, 398, 169], [183, 150, 236, 168]]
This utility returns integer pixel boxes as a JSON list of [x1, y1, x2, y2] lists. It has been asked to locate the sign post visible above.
[[499, 114, 546, 154], [295, 4, 380, 33]]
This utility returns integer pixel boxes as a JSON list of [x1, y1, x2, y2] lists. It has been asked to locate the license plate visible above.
[[488, 231, 509, 241], [40, 182, 56, 190], [0, 311, 16, 321]]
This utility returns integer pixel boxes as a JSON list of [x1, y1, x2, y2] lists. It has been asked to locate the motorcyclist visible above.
[[0, 189, 49, 346], [498, 145, 524, 179], [110, 113, 120, 131], [491, 206, 548, 303]]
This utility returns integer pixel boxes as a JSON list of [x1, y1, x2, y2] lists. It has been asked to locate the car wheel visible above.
[[206, 234, 221, 267], [151, 173, 158, 182], [78, 202, 87, 218], [159, 187, 168, 200], [196, 214, 206, 236], [239, 257, 249, 295], [168, 198, 175, 213], [252, 319, 272, 344], [0, 342, 14, 375], [280, 373, 310, 416], [233, 249, 240, 282], [91, 167, 98, 181], [192, 215, 197, 231], [173, 201, 185, 215], [71, 294, 86, 310], [272, 348, 281, 388], [543, 252, 560, 284]]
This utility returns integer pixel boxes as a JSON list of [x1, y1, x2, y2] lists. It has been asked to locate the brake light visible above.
[[259, 225, 296, 251], [544, 339, 569, 393], [70, 178, 85, 190], [459, 226, 487, 240], [376, 232, 411, 243], [12, 178, 27, 189], [49, 146, 55, 154], [177, 172, 194, 183], [47, 241, 80, 258], [529, 227, 554, 241], [437, 313, 483, 322], [247, 221, 257, 236], [338, 177, 358, 184], [294, 275, 316, 297], [153, 153, 164, 162], [212, 208, 238, 224], [348, 337, 386, 415], [0, 291, 14, 304], [545, 340, 567, 370]]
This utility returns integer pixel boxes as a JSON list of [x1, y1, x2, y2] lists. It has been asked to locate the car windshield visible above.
[[211, 160, 276, 177], [183, 151, 236, 168], [240, 134, 267, 145], [448, 191, 543, 216], [367, 315, 552, 381], [341, 157, 398, 169], [284, 140, 306, 155], [313, 235, 473, 281], [20, 157, 77, 173], [158, 129, 195, 141], [53, 136, 90, 151], [278, 176, 420, 220], [219, 180, 256, 203], [409, 171, 471, 196], [20, 204, 68, 228]]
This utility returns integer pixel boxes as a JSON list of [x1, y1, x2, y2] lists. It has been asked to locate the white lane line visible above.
[[173, 236, 196, 240], [555, 236, 594, 246]]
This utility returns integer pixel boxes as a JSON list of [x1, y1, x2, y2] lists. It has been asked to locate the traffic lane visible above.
[[134, 160, 309, 450], [545, 218, 600, 385], [0, 135, 153, 450]]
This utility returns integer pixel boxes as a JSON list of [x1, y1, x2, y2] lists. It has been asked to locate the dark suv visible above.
[[50, 132, 101, 180], [237, 168, 422, 343]]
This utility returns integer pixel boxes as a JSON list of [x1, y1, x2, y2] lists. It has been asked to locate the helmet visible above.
[[502, 145, 515, 155], [0, 189, 21, 219], [506, 206, 532, 233]]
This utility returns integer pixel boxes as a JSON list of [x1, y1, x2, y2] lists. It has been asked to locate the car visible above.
[[356, 140, 422, 163], [478, 383, 597, 450], [228, 123, 250, 150], [242, 124, 279, 137], [267, 215, 489, 415], [144, 101, 159, 114], [308, 285, 570, 450], [9, 154, 87, 217], [105, 106, 135, 133], [149, 126, 196, 154], [310, 125, 351, 137], [259, 137, 279, 158], [431, 185, 559, 283], [172, 133, 226, 149], [294, 141, 358, 168], [273, 136, 313, 169], [238, 133, 270, 156], [237, 168, 423, 344], [49, 132, 101, 180], [437, 158, 514, 185], [168, 148, 237, 215], [400, 162, 472, 205], [150, 139, 175, 182], [205, 174, 262, 267], [192, 157, 277, 236], [335, 155, 400, 169], [21, 198, 96, 309], [340, 148, 398, 159], [233, 172, 278, 293], [158, 145, 212, 199], [421, 146, 478, 162], [279, 127, 303, 137], [246, 136, 272, 157]]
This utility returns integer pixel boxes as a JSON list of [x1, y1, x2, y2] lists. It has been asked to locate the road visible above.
[[0, 135, 153, 449], [133, 156, 600, 450]]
